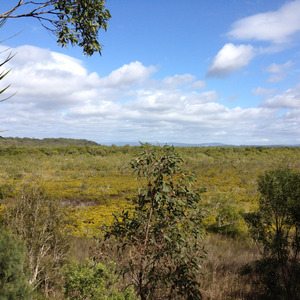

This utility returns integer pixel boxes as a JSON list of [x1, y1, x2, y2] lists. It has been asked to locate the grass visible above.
[[202, 234, 260, 300]]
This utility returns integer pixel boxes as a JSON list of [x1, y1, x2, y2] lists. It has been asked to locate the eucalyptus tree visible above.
[[106, 144, 207, 299], [0, 0, 111, 56]]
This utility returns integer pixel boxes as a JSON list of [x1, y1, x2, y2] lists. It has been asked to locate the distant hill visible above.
[[167, 142, 300, 148], [166, 142, 229, 147], [1, 138, 299, 148], [112, 142, 229, 147], [0, 137, 100, 147]]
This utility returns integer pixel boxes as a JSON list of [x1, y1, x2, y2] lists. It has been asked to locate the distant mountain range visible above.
[[165, 142, 300, 147], [1, 137, 299, 148], [114, 141, 300, 147], [165, 142, 228, 147]]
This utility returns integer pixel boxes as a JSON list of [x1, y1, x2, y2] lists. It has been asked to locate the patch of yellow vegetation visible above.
[[66, 199, 134, 237]]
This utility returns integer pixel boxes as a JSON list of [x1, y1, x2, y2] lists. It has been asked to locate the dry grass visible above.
[[201, 234, 260, 300], [70, 233, 261, 299]]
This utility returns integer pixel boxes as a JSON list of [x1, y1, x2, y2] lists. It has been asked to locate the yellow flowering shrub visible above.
[[0, 145, 300, 237]]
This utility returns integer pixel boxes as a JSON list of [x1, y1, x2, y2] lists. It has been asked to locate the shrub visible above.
[[0, 228, 31, 299], [105, 144, 206, 299], [64, 259, 136, 299], [3, 184, 71, 297], [244, 168, 300, 299]]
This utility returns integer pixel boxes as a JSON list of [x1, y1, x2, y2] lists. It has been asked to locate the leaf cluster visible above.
[[55, 0, 111, 55], [1, 0, 111, 56], [64, 259, 136, 300]]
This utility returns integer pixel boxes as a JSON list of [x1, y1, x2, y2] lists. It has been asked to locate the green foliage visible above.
[[0, 183, 13, 200], [105, 144, 206, 299], [3, 184, 71, 297], [64, 259, 136, 300], [0, 137, 99, 147], [0, 228, 32, 299], [55, 0, 111, 55], [244, 168, 300, 299], [204, 195, 248, 238], [0, 50, 14, 102], [1, 1, 111, 56]]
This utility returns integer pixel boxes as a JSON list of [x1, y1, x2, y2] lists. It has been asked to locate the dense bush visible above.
[[0, 228, 32, 299], [105, 144, 206, 299], [3, 184, 71, 297], [244, 168, 300, 300], [64, 259, 136, 299]]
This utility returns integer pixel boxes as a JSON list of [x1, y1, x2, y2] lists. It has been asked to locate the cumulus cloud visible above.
[[209, 2, 299, 80], [0, 45, 93, 109], [12, 45, 87, 76], [206, 43, 254, 78], [1, 45, 299, 145], [99, 61, 157, 89], [261, 84, 300, 109], [228, 1, 300, 44]]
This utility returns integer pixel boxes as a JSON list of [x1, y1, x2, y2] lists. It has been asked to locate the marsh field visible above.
[[1, 138, 299, 299]]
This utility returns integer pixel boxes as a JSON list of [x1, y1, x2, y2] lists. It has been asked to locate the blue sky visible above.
[[1, 0, 300, 145]]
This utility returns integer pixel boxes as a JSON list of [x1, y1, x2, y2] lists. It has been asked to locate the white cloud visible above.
[[206, 43, 254, 77], [265, 60, 292, 73], [144, 74, 198, 91], [0, 46, 91, 109], [261, 85, 300, 109], [1, 45, 299, 145], [265, 60, 292, 83], [12, 45, 87, 76], [252, 87, 276, 96], [161, 74, 195, 89], [99, 61, 157, 89], [228, 1, 300, 44], [187, 80, 206, 90]]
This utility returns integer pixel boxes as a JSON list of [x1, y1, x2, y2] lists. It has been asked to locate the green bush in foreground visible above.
[[0, 229, 31, 299], [64, 259, 136, 300], [105, 144, 206, 299], [4, 184, 71, 297], [244, 168, 300, 300]]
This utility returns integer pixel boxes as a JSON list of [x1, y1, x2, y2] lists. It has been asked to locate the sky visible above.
[[1, 0, 300, 145]]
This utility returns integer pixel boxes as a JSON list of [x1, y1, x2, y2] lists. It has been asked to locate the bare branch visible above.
[[0, 1, 55, 19], [0, 0, 24, 18]]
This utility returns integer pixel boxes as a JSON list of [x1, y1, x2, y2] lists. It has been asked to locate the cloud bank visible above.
[[1, 45, 299, 145]]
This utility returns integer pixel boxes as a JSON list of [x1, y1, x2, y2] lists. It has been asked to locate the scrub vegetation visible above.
[[0, 139, 299, 299]]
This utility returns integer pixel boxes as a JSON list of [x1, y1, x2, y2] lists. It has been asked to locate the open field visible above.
[[1, 144, 299, 236], [1, 142, 299, 298]]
